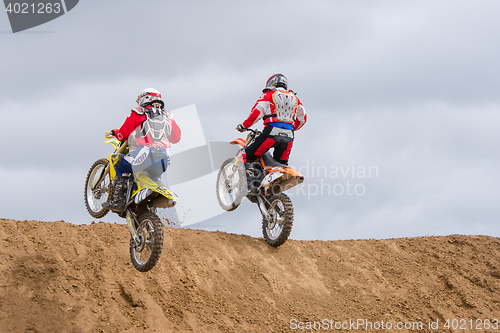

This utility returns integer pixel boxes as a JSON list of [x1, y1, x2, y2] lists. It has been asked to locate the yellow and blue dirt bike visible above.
[[84, 131, 177, 272]]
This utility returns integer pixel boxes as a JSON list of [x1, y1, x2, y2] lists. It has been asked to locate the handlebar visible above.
[[105, 131, 115, 139], [237, 126, 258, 134]]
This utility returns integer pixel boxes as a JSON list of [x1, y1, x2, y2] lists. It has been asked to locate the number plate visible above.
[[262, 172, 283, 186], [134, 188, 152, 204]]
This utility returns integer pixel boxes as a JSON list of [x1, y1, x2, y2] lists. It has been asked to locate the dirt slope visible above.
[[1, 219, 500, 333]]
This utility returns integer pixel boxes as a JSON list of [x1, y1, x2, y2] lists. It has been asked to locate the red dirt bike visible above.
[[216, 127, 304, 246]]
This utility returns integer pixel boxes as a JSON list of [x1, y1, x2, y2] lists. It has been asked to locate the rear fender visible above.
[[132, 186, 178, 208], [262, 167, 304, 192], [151, 188, 178, 208], [132, 171, 179, 208], [279, 174, 304, 192]]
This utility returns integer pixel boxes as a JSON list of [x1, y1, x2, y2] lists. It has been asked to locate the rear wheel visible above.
[[84, 159, 111, 218], [216, 158, 246, 211], [262, 193, 294, 247], [130, 212, 164, 272]]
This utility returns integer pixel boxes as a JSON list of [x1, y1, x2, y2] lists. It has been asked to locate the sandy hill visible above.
[[0, 218, 500, 332]]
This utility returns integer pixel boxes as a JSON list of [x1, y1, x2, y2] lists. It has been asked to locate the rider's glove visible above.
[[236, 124, 245, 132]]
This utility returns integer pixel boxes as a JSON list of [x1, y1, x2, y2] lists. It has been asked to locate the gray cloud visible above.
[[1, 0, 499, 240]]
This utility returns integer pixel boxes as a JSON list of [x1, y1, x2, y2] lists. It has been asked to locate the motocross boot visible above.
[[102, 176, 127, 213], [244, 162, 262, 196]]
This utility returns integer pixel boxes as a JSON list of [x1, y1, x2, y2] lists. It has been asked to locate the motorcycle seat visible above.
[[261, 152, 289, 168]]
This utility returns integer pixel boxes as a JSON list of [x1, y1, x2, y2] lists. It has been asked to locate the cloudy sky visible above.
[[1, 0, 499, 241]]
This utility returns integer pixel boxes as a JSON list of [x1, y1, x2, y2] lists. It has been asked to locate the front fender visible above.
[[230, 138, 246, 147]]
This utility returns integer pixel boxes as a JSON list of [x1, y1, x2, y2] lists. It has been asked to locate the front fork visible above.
[[256, 194, 285, 227], [126, 208, 141, 246], [224, 160, 240, 192], [92, 163, 110, 191], [257, 195, 273, 224], [123, 176, 142, 245]]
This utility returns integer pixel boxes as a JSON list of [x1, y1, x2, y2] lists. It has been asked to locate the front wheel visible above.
[[84, 159, 111, 218], [216, 158, 246, 211], [130, 212, 164, 272], [262, 193, 294, 247]]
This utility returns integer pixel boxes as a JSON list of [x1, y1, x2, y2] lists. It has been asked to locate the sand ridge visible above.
[[1, 218, 500, 332]]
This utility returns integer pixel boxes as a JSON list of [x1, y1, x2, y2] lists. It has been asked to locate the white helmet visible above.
[[136, 88, 162, 106]]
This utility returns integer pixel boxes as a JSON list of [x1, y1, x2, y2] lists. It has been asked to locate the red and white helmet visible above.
[[136, 88, 162, 106]]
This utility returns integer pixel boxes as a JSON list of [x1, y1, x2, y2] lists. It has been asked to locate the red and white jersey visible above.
[[115, 106, 181, 145], [242, 88, 307, 131]]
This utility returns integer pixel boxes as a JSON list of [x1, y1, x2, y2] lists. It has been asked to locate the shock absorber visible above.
[[131, 203, 138, 214]]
